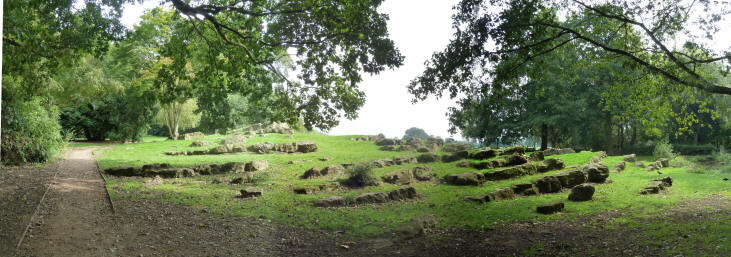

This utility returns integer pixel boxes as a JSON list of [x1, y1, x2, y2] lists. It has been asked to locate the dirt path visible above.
[[15, 147, 132, 256]]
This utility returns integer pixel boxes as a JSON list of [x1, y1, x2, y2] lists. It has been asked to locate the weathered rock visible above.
[[231, 145, 246, 153], [231, 172, 254, 184], [534, 176, 562, 193], [210, 144, 234, 154], [537, 202, 564, 214], [388, 186, 417, 201], [412, 165, 436, 181], [248, 142, 275, 154], [318, 157, 334, 161], [301, 167, 322, 179], [442, 143, 467, 153], [582, 163, 610, 183], [375, 138, 397, 146], [658, 158, 670, 168], [442, 150, 469, 162], [189, 149, 209, 155], [505, 154, 529, 166], [183, 132, 205, 140], [267, 122, 294, 134], [543, 158, 565, 171], [142, 163, 173, 173], [652, 176, 673, 187], [394, 155, 417, 165], [635, 162, 646, 168], [275, 142, 298, 153], [529, 151, 544, 161], [148, 168, 194, 178], [512, 183, 539, 196], [293, 186, 318, 195], [296, 141, 318, 153], [470, 161, 494, 170], [246, 160, 268, 171], [318, 182, 341, 192], [314, 196, 346, 207], [639, 181, 666, 194], [354, 192, 390, 204], [568, 183, 595, 201], [500, 146, 526, 156], [165, 150, 188, 156], [455, 160, 470, 168], [425, 137, 445, 146], [416, 147, 431, 153], [590, 151, 607, 163], [144, 176, 164, 187], [555, 170, 587, 188], [372, 158, 394, 168], [398, 145, 417, 152], [543, 148, 575, 156], [405, 138, 423, 146], [382, 169, 414, 185], [221, 135, 247, 145], [106, 166, 140, 176], [469, 149, 500, 160], [193, 164, 221, 175], [221, 162, 247, 173], [646, 161, 662, 171], [444, 172, 485, 186], [485, 163, 537, 180], [623, 154, 637, 162], [490, 187, 516, 201], [239, 187, 262, 198], [613, 161, 626, 172], [488, 158, 507, 168], [379, 145, 396, 151], [321, 165, 345, 176], [417, 153, 440, 163]]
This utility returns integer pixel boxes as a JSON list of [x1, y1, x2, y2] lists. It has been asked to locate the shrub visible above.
[[653, 139, 676, 160], [672, 144, 717, 156], [2, 99, 65, 164], [342, 164, 380, 187]]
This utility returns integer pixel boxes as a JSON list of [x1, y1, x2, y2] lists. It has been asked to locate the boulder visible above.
[[394, 155, 417, 165], [405, 138, 422, 146], [505, 154, 529, 166], [210, 144, 234, 154], [470, 161, 494, 170], [416, 147, 431, 153], [485, 163, 537, 180], [534, 176, 562, 193], [267, 122, 294, 134], [221, 162, 247, 173], [417, 153, 440, 163], [231, 145, 246, 153], [388, 186, 417, 201], [623, 154, 637, 162], [275, 142, 298, 153], [536, 202, 564, 214], [511, 183, 539, 196], [293, 186, 318, 195], [193, 164, 221, 175], [488, 158, 507, 168], [582, 163, 609, 183], [639, 181, 666, 194], [455, 160, 470, 168], [658, 158, 670, 168], [354, 192, 390, 204], [246, 160, 268, 172], [183, 132, 205, 140], [635, 162, 646, 168], [221, 136, 247, 145], [568, 184, 595, 201], [372, 158, 394, 168], [613, 161, 626, 172], [239, 187, 262, 198], [529, 151, 544, 161], [375, 138, 397, 146], [646, 161, 662, 171], [412, 165, 436, 181], [296, 141, 318, 153], [379, 145, 396, 151], [231, 172, 254, 184], [444, 172, 485, 186], [543, 158, 565, 171], [555, 170, 587, 188], [314, 196, 346, 207], [321, 165, 345, 176], [652, 176, 673, 187], [248, 142, 275, 154], [105, 166, 140, 177], [469, 149, 500, 160], [442, 150, 469, 163], [490, 187, 516, 201], [500, 146, 526, 156], [398, 145, 417, 152], [382, 169, 414, 185], [301, 167, 322, 179]]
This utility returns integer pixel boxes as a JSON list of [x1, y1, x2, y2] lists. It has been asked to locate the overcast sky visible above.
[[120, 0, 730, 140]]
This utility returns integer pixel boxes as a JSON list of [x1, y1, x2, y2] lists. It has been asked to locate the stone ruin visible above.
[[233, 122, 294, 135], [639, 176, 673, 194], [299, 155, 421, 180], [165, 141, 318, 156], [646, 158, 670, 171], [104, 160, 268, 180], [313, 186, 418, 207], [444, 157, 566, 186]]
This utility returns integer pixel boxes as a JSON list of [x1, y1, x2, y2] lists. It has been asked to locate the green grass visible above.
[[98, 132, 730, 238]]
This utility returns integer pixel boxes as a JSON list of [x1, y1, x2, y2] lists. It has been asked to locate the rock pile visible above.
[[646, 158, 670, 171], [639, 176, 673, 194], [190, 141, 215, 147], [446, 158, 566, 186], [106, 160, 269, 179], [381, 165, 436, 185]]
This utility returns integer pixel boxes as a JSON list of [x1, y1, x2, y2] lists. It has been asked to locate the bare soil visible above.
[[3, 148, 729, 256]]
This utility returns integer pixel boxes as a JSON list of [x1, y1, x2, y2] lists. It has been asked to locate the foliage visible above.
[[342, 164, 380, 188], [671, 144, 717, 156], [402, 127, 432, 140], [1, 99, 65, 164], [653, 139, 677, 160]]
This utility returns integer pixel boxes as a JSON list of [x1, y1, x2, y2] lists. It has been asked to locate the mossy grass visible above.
[[99, 132, 730, 238]]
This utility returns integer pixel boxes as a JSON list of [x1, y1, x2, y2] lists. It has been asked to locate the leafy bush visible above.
[[653, 139, 676, 160], [2, 99, 65, 164], [342, 164, 380, 187], [672, 144, 717, 156]]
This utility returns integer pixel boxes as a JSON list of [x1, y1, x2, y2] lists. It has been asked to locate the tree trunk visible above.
[[540, 123, 548, 150]]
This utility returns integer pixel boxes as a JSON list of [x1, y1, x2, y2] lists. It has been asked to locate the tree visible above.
[[403, 127, 431, 140]]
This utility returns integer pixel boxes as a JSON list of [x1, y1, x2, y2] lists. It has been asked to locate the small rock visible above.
[[240, 188, 262, 198], [568, 184, 595, 201]]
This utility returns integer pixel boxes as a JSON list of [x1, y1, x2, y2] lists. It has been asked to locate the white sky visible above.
[[120, 0, 730, 141]]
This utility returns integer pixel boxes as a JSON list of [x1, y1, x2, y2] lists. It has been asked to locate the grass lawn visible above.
[[96, 132, 730, 239]]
